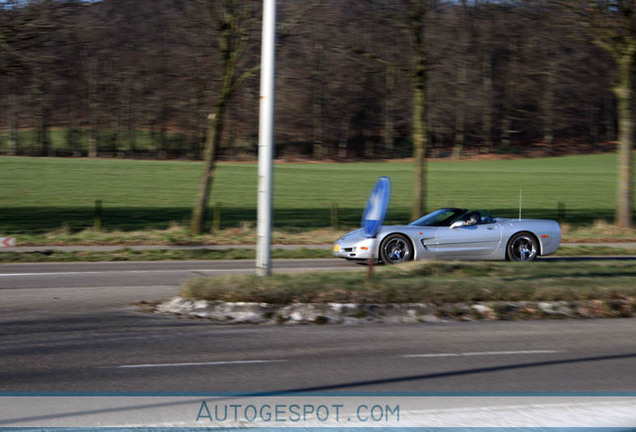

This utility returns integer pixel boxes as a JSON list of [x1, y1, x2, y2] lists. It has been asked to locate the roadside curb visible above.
[[154, 296, 635, 324]]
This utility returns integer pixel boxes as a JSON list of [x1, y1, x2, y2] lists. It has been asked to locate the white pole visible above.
[[256, 0, 276, 277]]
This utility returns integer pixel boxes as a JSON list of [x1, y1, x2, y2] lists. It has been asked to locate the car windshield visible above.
[[409, 208, 468, 227]]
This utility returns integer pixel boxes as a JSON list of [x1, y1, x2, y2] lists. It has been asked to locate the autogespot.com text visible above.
[[196, 400, 400, 424]]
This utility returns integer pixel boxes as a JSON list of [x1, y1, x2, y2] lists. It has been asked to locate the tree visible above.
[[189, 0, 260, 234], [345, 0, 433, 216], [405, 0, 431, 219], [450, 0, 471, 159], [365, 0, 434, 217], [566, 1, 635, 228]]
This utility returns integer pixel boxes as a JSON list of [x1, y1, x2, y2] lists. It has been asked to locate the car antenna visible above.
[[519, 185, 522, 221]]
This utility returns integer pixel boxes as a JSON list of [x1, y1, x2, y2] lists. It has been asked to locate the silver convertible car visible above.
[[333, 208, 561, 264]]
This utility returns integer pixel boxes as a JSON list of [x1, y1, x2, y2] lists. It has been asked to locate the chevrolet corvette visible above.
[[333, 208, 561, 264]]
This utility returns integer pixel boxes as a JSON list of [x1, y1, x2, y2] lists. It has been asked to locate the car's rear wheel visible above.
[[380, 234, 413, 264], [507, 232, 539, 261]]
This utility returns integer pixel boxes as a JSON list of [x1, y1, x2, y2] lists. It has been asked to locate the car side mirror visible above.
[[450, 221, 465, 230]]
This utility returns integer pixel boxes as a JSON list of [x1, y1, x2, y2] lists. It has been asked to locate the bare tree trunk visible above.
[[500, 62, 514, 149], [8, 125, 19, 156], [312, 40, 326, 159], [410, 0, 428, 220], [501, 115, 512, 148], [191, 112, 224, 233], [32, 72, 52, 157], [452, 62, 467, 159], [8, 130, 18, 156], [87, 59, 99, 158], [614, 53, 634, 228], [591, 91, 610, 147], [88, 134, 98, 158], [452, 0, 469, 159], [189, 0, 259, 233], [481, 57, 493, 152], [337, 118, 349, 160], [67, 105, 81, 157], [157, 105, 168, 160], [123, 75, 136, 157], [7, 91, 18, 156], [543, 61, 556, 151], [383, 64, 396, 158], [115, 98, 125, 158], [412, 79, 427, 219], [110, 117, 120, 157], [589, 102, 600, 147]]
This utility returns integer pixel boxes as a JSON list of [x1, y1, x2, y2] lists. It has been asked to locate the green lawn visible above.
[[0, 153, 629, 234]]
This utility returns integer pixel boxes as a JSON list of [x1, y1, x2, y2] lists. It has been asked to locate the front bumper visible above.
[[332, 237, 376, 260], [539, 223, 562, 256]]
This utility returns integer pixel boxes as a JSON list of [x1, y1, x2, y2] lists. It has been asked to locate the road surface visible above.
[[0, 259, 634, 394]]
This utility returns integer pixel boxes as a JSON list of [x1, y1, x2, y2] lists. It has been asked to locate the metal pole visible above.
[[256, 0, 276, 277]]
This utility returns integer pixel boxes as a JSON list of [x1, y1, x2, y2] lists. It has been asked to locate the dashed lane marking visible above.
[[403, 350, 560, 358], [108, 359, 288, 369]]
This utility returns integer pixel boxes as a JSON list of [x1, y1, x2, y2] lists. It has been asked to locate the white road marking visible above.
[[0, 267, 345, 277], [109, 359, 288, 369], [0, 270, 239, 277], [403, 350, 560, 358]]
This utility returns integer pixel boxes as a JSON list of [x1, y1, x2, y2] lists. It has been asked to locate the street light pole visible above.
[[256, 0, 276, 277]]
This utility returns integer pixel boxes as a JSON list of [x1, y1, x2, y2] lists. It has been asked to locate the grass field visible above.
[[0, 153, 632, 236]]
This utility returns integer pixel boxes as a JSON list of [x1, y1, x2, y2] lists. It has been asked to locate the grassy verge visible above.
[[561, 219, 636, 242], [9, 226, 342, 246], [180, 260, 636, 306], [7, 223, 636, 248], [555, 246, 636, 256]]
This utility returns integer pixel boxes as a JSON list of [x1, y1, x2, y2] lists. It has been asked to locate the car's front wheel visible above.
[[506, 232, 539, 261], [380, 234, 413, 264]]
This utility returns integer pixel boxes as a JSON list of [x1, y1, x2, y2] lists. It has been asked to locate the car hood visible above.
[[337, 225, 436, 241]]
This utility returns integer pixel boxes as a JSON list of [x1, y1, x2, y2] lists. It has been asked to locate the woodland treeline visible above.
[[0, 0, 621, 160]]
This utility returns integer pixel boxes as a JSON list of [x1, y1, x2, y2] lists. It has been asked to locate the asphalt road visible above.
[[0, 259, 354, 289], [0, 259, 635, 394], [0, 259, 353, 320]]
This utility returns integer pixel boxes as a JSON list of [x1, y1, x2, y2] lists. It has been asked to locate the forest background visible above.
[[0, 0, 620, 161]]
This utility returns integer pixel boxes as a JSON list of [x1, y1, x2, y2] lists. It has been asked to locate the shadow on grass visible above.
[[0, 207, 619, 234]]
